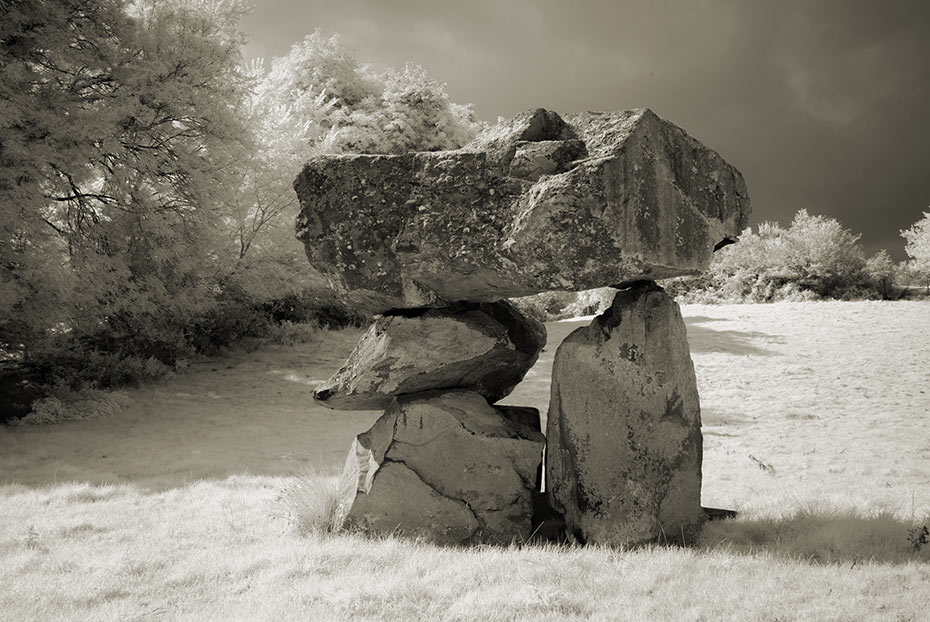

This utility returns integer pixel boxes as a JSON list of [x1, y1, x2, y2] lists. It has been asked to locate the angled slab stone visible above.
[[340, 391, 545, 545], [295, 108, 750, 313], [313, 301, 546, 410], [545, 281, 704, 546]]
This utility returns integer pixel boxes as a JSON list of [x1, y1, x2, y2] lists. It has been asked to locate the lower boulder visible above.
[[340, 390, 545, 544], [545, 281, 704, 546]]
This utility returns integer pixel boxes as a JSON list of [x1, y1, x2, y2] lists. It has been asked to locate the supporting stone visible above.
[[545, 281, 704, 546], [314, 301, 546, 410], [340, 390, 545, 545]]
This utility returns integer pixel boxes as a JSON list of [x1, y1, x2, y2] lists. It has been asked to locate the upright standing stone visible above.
[[546, 281, 704, 546]]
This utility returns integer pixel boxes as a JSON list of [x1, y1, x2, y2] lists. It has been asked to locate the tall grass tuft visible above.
[[276, 467, 353, 536]]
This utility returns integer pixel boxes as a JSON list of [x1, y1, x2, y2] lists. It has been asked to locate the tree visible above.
[[222, 31, 484, 306], [901, 211, 930, 292], [865, 250, 897, 300], [321, 61, 482, 154], [677, 209, 872, 302], [1, 6, 483, 388], [251, 30, 482, 159], [780, 209, 866, 296], [1, 0, 252, 364]]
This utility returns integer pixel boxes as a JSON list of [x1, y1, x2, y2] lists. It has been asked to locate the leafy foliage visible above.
[[864, 250, 898, 300], [219, 30, 483, 338], [252, 30, 482, 158], [509, 288, 615, 322], [901, 211, 930, 291], [515, 210, 914, 317], [1, 0, 250, 364], [1, 4, 482, 400], [666, 210, 898, 303]]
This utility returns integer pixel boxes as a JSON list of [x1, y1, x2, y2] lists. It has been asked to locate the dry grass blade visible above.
[[275, 466, 353, 535]]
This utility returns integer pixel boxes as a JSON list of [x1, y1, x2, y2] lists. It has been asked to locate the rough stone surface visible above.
[[314, 301, 546, 410], [496, 404, 542, 432], [545, 281, 704, 546], [341, 390, 545, 544], [295, 108, 751, 313]]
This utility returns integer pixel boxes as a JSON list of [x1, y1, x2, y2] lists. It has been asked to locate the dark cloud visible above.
[[242, 0, 930, 258]]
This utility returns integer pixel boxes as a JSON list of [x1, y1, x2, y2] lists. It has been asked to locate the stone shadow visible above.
[[683, 319, 778, 356], [699, 510, 930, 565], [700, 406, 756, 430], [683, 315, 727, 324]]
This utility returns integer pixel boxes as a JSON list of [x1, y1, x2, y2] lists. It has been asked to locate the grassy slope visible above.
[[1, 301, 929, 621]]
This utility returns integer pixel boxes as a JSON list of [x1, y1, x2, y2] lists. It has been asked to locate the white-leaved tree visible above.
[[780, 209, 866, 293], [1, 5, 483, 388], [864, 249, 897, 300], [675, 209, 871, 302], [901, 211, 930, 292], [223, 30, 484, 307]]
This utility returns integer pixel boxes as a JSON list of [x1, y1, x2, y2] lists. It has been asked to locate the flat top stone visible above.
[[295, 108, 750, 313]]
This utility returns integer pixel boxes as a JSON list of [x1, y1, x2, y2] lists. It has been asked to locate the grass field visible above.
[[1, 301, 929, 621]]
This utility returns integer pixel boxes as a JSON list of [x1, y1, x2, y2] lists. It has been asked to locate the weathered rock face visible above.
[[295, 108, 750, 313], [314, 301, 546, 410], [545, 282, 704, 546], [341, 391, 545, 544]]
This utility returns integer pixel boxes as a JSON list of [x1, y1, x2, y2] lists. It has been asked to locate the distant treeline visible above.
[[665, 209, 930, 304]]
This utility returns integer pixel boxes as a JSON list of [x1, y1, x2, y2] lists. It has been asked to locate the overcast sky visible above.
[[242, 0, 930, 259]]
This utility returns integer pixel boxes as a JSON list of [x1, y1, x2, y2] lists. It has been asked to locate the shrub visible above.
[[13, 388, 132, 426], [901, 211, 930, 293], [667, 210, 886, 302], [26, 341, 174, 390], [562, 287, 615, 317], [508, 291, 577, 322]]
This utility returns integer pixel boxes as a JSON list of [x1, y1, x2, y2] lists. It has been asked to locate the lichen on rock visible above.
[[545, 281, 705, 546], [294, 108, 750, 314]]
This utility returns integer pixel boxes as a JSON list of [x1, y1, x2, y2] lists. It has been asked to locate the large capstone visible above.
[[545, 281, 704, 546], [295, 108, 750, 313], [340, 390, 545, 545], [314, 301, 546, 410]]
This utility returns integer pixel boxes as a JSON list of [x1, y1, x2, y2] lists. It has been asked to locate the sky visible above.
[[241, 0, 930, 259]]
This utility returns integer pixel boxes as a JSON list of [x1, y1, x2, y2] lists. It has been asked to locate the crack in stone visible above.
[[391, 423, 463, 448], [382, 457, 483, 538]]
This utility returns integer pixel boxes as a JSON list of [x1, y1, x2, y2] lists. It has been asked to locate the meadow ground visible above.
[[1, 301, 929, 621]]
